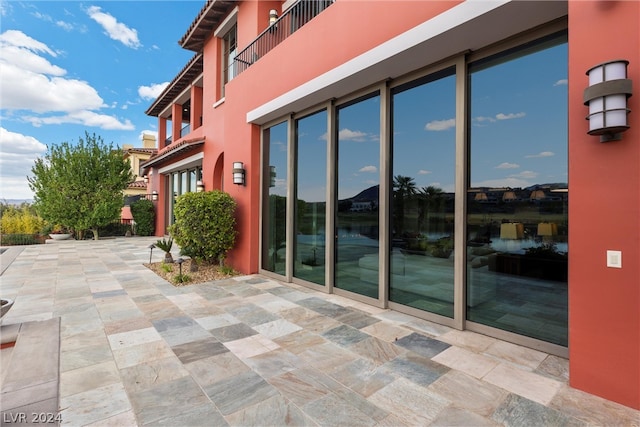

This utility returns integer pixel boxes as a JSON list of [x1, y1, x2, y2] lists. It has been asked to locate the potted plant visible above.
[[155, 237, 174, 263], [49, 224, 73, 240]]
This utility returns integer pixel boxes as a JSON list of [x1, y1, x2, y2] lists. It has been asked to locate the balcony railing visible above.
[[234, 0, 334, 76]]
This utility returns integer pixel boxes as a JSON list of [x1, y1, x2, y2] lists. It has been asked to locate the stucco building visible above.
[[141, 0, 639, 409]]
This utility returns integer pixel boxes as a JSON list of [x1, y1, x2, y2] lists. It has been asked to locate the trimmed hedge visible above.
[[169, 191, 237, 264], [131, 199, 155, 236]]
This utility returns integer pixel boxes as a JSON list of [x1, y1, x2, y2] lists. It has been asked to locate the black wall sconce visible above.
[[151, 190, 158, 201], [233, 162, 246, 185], [584, 60, 633, 142], [196, 180, 204, 192]]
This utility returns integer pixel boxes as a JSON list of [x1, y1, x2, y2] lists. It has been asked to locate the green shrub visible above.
[[130, 199, 155, 236], [169, 191, 237, 264], [0, 205, 45, 234]]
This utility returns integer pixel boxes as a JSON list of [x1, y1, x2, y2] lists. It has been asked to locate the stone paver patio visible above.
[[1, 237, 638, 426]]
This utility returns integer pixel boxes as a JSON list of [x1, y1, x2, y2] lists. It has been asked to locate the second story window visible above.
[[222, 23, 237, 94]]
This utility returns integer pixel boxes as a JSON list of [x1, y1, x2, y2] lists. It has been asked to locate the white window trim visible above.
[[214, 6, 238, 38]]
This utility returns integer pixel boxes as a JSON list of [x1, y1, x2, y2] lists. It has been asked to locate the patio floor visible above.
[[1, 237, 638, 426]]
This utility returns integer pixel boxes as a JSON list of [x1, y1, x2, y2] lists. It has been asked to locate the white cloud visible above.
[[554, 79, 568, 86], [495, 162, 520, 169], [87, 6, 141, 49], [425, 118, 455, 131], [496, 112, 526, 120], [359, 165, 377, 173], [418, 170, 432, 175], [0, 128, 47, 199], [339, 128, 368, 142], [0, 30, 133, 130], [473, 112, 526, 124], [138, 83, 168, 100], [24, 111, 134, 130], [56, 21, 74, 31], [526, 151, 555, 158]]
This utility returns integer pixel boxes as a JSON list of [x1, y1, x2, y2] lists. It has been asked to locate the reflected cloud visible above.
[[425, 118, 455, 131], [359, 165, 377, 173], [525, 151, 554, 158], [418, 169, 432, 175], [495, 162, 520, 169]]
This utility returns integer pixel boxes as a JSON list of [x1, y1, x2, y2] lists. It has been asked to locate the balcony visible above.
[[234, 0, 334, 76]]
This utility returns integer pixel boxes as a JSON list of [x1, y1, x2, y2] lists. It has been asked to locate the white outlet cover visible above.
[[606, 250, 622, 268]]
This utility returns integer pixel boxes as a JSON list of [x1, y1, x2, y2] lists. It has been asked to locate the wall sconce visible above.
[[269, 9, 278, 26], [196, 180, 204, 192], [143, 175, 148, 184], [584, 60, 633, 142], [269, 166, 276, 188], [233, 162, 245, 185], [151, 190, 158, 201], [174, 192, 178, 201]]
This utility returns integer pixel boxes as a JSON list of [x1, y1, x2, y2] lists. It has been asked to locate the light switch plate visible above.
[[606, 250, 622, 268]]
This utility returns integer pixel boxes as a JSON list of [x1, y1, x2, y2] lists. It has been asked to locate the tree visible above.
[[392, 175, 417, 236], [169, 191, 237, 265], [28, 132, 133, 240]]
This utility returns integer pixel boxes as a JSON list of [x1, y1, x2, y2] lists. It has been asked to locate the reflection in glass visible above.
[[294, 110, 327, 285], [190, 169, 197, 191], [262, 121, 288, 274], [390, 70, 456, 317], [335, 94, 380, 298], [467, 33, 568, 346]]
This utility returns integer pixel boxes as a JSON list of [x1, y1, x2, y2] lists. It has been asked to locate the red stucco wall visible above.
[[568, 0, 640, 410]]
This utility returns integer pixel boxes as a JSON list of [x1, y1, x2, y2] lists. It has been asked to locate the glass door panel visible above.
[[294, 110, 328, 285], [335, 94, 380, 298], [390, 70, 456, 317], [262, 121, 289, 274], [467, 33, 568, 346]]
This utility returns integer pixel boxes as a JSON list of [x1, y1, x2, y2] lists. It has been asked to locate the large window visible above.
[[390, 69, 456, 317], [466, 33, 568, 346], [294, 110, 328, 285], [260, 28, 568, 351], [222, 23, 237, 95], [335, 93, 380, 298], [262, 121, 288, 275]]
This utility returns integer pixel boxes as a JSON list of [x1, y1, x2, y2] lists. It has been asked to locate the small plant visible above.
[[173, 273, 191, 284], [155, 237, 174, 263], [160, 263, 173, 273], [219, 264, 236, 276]]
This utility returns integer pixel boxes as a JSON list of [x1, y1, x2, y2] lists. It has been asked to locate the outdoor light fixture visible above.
[[269, 166, 276, 188], [196, 180, 204, 192], [176, 257, 184, 276], [148, 244, 156, 264], [151, 191, 158, 201], [174, 192, 178, 201], [269, 9, 278, 26], [233, 162, 245, 185], [584, 59, 633, 142], [143, 175, 148, 184]]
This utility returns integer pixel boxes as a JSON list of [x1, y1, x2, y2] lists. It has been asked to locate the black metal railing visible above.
[[234, 0, 334, 76]]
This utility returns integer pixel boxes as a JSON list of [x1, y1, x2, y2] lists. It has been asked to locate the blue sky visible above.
[[0, 1, 205, 200]]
